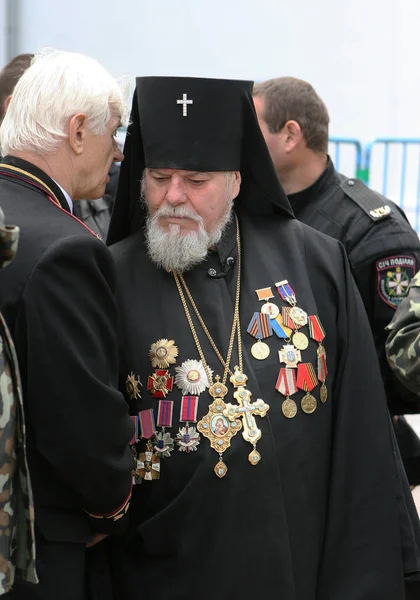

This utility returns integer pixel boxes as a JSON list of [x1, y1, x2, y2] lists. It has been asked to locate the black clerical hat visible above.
[[107, 76, 294, 245]]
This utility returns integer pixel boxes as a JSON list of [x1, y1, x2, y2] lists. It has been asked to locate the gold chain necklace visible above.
[[173, 213, 269, 478], [173, 214, 243, 389]]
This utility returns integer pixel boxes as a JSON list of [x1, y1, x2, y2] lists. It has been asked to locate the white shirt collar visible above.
[[53, 180, 73, 214]]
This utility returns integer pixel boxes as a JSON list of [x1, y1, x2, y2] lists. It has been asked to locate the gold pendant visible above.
[[198, 396, 242, 477], [282, 398, 297, 419], [230, 367, 248, 388], [208, 375, 228, 399], [249, 448, 261, 466], [292, 331, 309, 351], [214, 460, 228, 478], [251, 340, 270, 360], [301, 393, 317, 414], [320, 382, 328, 403]]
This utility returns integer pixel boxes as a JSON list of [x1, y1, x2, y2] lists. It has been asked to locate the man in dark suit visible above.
[[0, 49, 134, 599]]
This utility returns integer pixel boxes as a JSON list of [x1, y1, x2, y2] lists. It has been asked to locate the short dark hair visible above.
[[253, 77, 330, 153], [0, 53, 34, 120]]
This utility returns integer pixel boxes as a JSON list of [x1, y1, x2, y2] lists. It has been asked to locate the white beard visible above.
[[144, 200, 233, 273]]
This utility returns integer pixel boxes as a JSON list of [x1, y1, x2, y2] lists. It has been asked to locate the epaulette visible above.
[[337, 174, 392, 222]]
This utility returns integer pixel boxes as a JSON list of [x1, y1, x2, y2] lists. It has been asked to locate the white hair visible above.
[[0, 48, 130, 156]]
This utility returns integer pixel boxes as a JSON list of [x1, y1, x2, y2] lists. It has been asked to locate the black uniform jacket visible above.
[[288, 159, 420, 417], [109, 210, 420, 600], [0, 156, 134, 545]]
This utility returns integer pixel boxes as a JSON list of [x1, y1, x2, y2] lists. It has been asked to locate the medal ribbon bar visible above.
[[129, 415, 138, 445], [297, 363, 318, 392], [180, 395, 199, 422], [275, 280, 296, 305], [157, 400, 174, 428], [139, 408, 156, 439], [247, 312, 273, 339], [308, 315, 325, 342], [276, 368, 298, 396], [317, 352, 328, 382], [255, 287, 274, 301]]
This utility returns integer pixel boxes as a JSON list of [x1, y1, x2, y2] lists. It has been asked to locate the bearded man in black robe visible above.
[[106, 77, 420, 599]]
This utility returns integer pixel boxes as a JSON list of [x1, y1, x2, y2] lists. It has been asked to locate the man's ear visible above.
[[3, 95, 12, 114], [283, 120, 303, 151], [231, 171, 241, 200], [68, 113, 88, 155]]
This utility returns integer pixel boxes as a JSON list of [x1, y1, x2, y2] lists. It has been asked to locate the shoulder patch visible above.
[[338, 176, 392, 222], [376, 256, 417, 308]]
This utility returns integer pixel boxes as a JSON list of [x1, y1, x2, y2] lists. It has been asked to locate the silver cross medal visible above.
[[176, 93, 193, 117]]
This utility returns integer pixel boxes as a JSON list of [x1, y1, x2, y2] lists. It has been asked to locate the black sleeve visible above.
[[17, 235, 134, 532]]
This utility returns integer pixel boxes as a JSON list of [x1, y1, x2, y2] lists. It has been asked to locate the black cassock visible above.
[[109, 210, 420, 600]]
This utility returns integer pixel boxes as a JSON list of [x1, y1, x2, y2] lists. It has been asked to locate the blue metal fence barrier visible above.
[[364, 138, 420, 232], [328, 137, 364, 179]]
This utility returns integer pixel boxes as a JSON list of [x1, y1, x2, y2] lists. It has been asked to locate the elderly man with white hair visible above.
[[0, 50, 134, 600]]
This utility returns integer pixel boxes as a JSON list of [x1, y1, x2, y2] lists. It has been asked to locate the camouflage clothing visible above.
[[0, 208, 37, 594], [386, 270, 420, 396]]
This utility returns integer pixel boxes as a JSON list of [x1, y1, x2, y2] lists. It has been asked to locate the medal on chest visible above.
[[135, 409, 161, 481], [250, 279, 329, 418]]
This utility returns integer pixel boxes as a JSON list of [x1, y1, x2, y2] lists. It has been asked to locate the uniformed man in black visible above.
[[105, 76, 420, 600], [0, 50, 134, 599], [253, 76, 420, 486]]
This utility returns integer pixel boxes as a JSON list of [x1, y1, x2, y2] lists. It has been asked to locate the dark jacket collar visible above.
[[0, 155, 71, 214], [287, 156, 335, 215]]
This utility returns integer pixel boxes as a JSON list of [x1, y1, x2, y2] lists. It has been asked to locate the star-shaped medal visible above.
[[153, 432, 175, 458], [175, 359, 211, 395], [149, 339, 179, 369], [175, 426, 201, 453]]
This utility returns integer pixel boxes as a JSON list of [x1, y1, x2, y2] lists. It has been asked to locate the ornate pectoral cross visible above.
[[197, 376, 242, 478], [224, 369, 270, 465]]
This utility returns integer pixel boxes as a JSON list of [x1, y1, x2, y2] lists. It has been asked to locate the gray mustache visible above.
[[154, 205, 203, 224]]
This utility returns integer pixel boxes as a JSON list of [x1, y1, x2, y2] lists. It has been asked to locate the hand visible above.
[[86, 533, 108, 548]]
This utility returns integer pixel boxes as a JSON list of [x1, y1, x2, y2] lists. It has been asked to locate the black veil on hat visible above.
[[107, 76, 294, 246]]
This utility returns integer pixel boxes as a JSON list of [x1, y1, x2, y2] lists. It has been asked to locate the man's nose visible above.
[[165, 178, 186, 205], [113, 142, 124, 162]]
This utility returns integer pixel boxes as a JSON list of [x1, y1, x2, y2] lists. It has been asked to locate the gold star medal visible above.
[[149, 339, 179, 368]]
